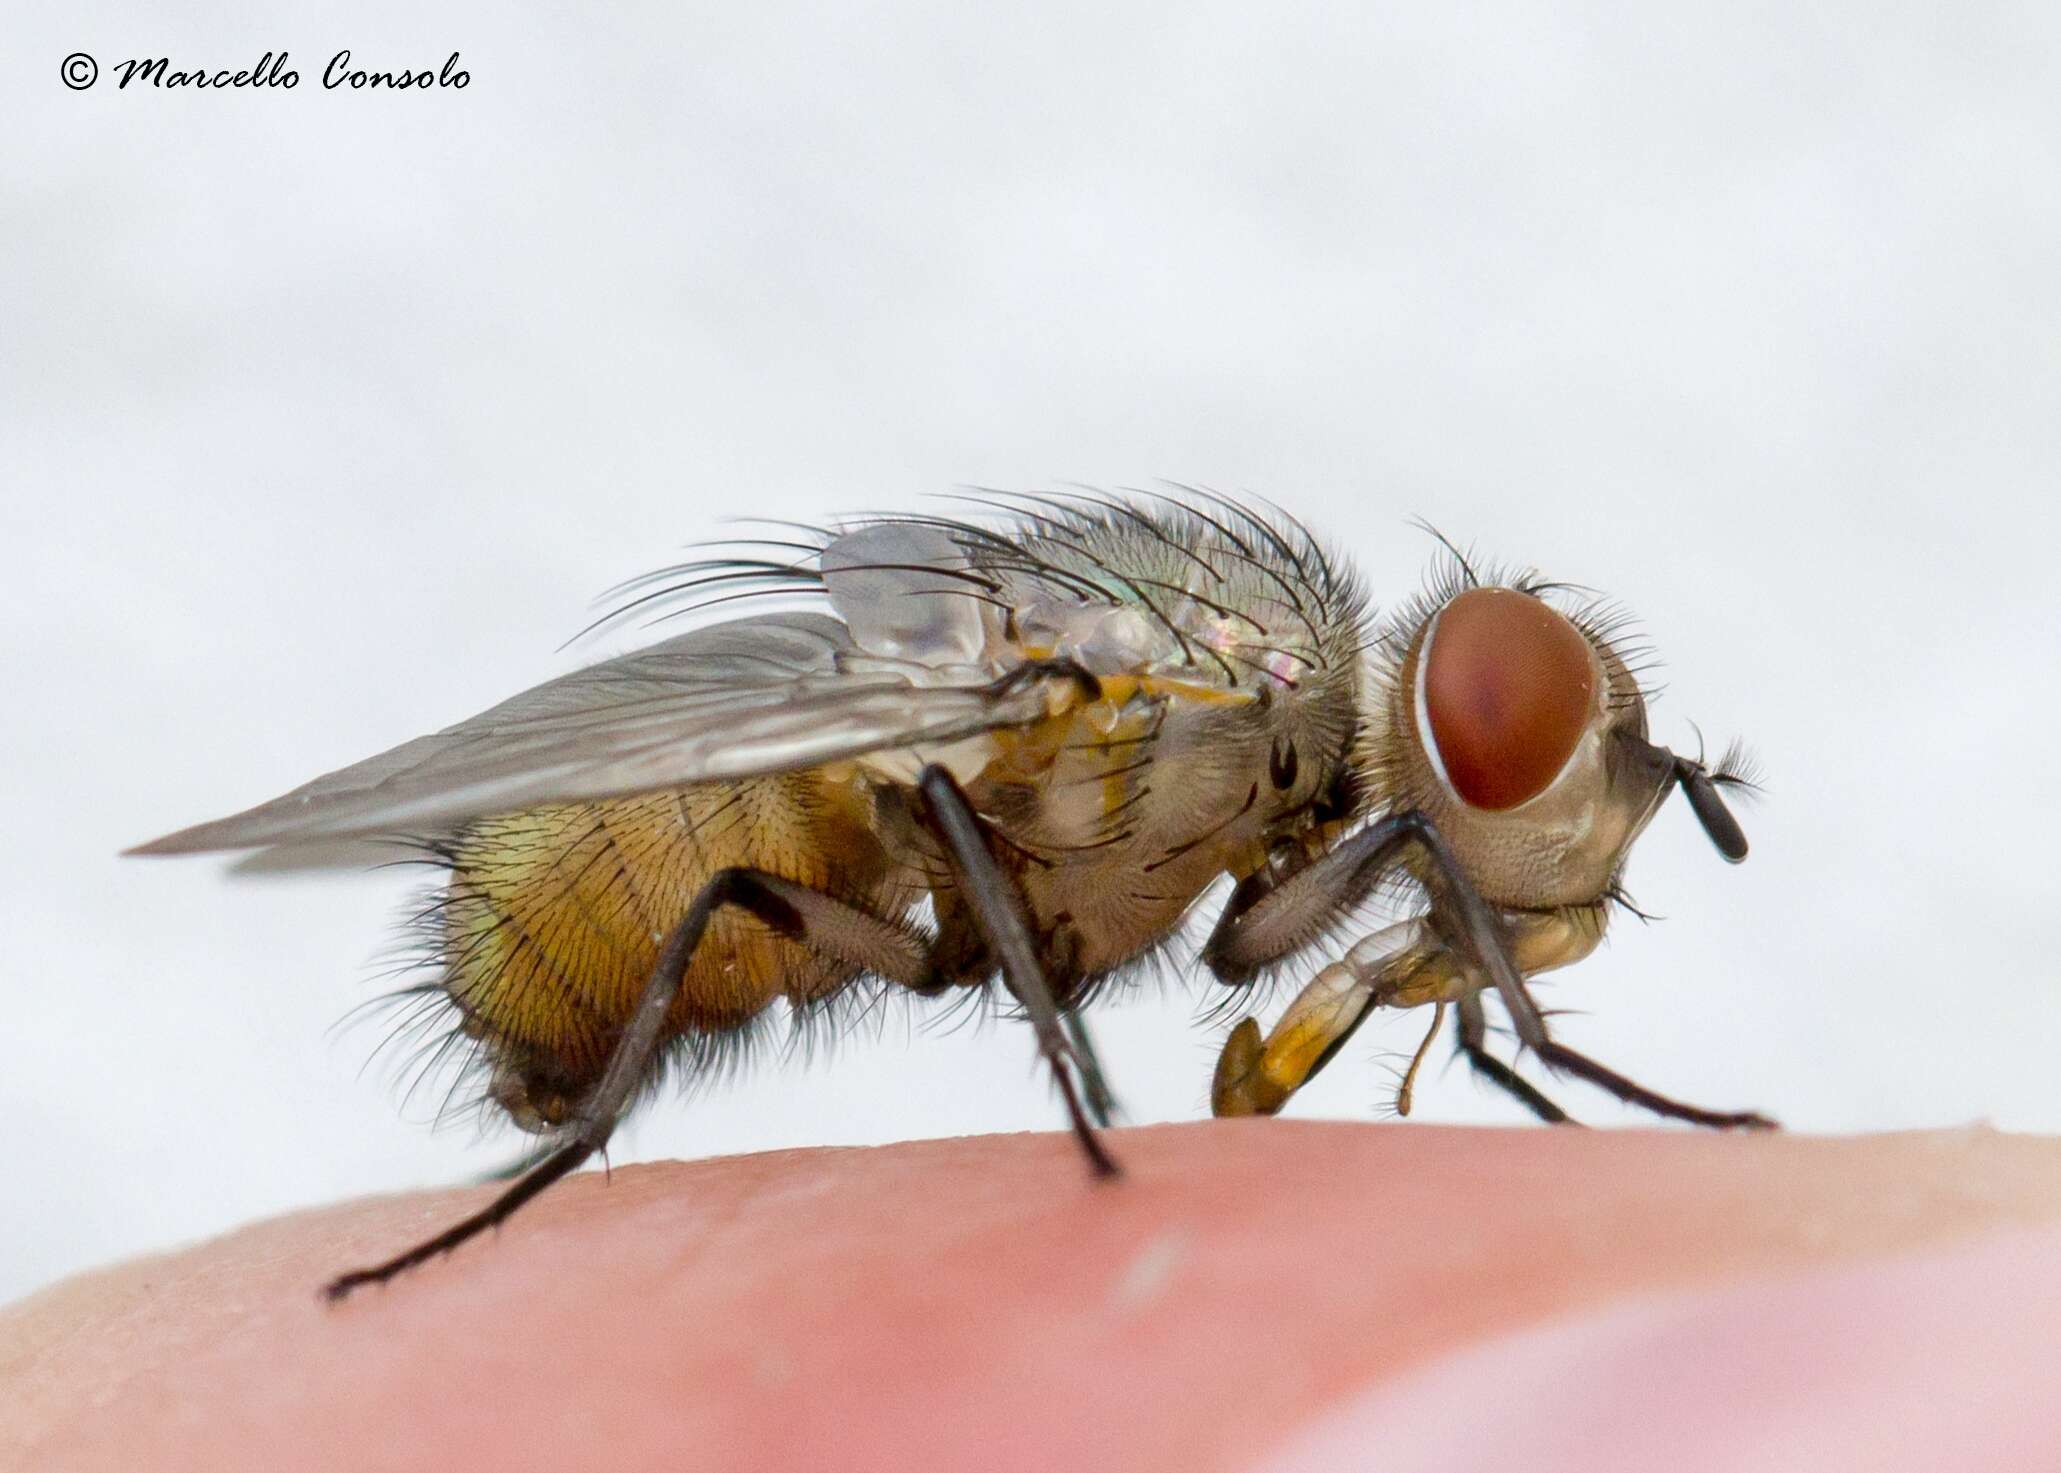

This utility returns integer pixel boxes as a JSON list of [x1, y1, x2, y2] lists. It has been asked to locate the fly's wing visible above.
[[129, 611, 1056, 855]]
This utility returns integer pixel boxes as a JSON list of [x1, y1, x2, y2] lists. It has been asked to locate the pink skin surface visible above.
[[6, 1120, 2061, 1473]]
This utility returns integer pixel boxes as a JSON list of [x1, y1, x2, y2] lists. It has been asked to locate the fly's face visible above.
[[1369, 572, 1740, 910], [1207, 541, 1765, 1131]]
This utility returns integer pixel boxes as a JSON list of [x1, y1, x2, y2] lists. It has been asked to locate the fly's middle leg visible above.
[[1062, 1011, 1119, 1128], [916, 764, 1121, 1178]]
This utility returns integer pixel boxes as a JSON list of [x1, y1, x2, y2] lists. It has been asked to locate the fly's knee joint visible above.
[[1202, 942, 1259, 987], [471, 1023, 600, 1135], [704, 867, 805, 938], [489, 1058, 583, 1136], [703, 866, 752, 908]]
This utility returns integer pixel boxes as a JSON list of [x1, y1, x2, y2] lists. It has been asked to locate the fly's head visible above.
[[1364, 550, 1752, 909]]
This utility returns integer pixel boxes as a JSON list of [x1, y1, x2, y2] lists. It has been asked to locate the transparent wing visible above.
[[130, 612, 1054, 855]]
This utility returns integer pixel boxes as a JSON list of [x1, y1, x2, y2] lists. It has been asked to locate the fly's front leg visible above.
[[1444, 908, 1775, 1129], [1458, 991, 1774, 1130], [1212, 917, 1448, 1116], [1211, 901, 1601, 1121], [1203, 810, 1548, 1049], [1456, 991, 1573, 1124], [1438, 906, 1601, 1123], [1530, 1039, 1777, 1129], [916, 765, 1120, 1177], [1207, 805, 1777, 1126]]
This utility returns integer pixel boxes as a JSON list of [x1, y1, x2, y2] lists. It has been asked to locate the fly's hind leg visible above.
[[916, 765, 1120, 1177], [325, 867, 935, 1302]]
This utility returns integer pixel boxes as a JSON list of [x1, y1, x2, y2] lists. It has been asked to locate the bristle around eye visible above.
[[1407, 517, 1482, 591]]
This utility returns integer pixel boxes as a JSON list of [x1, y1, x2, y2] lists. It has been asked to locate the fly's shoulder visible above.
[[967, 499, 1365, 710]]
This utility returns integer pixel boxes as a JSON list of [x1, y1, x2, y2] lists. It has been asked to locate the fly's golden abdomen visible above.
[[440, 771, 908, 1130]]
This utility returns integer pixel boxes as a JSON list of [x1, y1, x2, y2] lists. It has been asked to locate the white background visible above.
[[5, 3, 2059, 1307]]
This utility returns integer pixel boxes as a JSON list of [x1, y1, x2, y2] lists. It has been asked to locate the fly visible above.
[[129, 491, 1769, 1300]]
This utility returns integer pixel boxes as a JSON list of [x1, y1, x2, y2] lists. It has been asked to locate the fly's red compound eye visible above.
[[1420, 587, 1596, 811]]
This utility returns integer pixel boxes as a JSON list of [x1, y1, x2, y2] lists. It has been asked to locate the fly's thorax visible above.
[[930, 497, 1369, 880], [920, 650, 1364, 984], [828, 497, 1370, 849], [969, 670, 1353, 868], [1366, 581, 1673, 908]]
